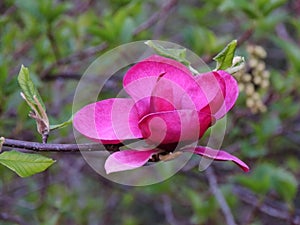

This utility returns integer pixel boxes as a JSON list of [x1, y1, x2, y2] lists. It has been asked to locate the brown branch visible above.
[[237, 27, 254, 47], [203, 26, 255, 64], [42, 72, 82, 81], [233, 186, 300, 225], [47, 24, 61, 62], [205, 167, 237, 225], [132, 0, 178, 36], [42, 0, 178, 79], [2, 138, 120, 152], [0, 213, 29, 225], [162, 195, 179, 225]]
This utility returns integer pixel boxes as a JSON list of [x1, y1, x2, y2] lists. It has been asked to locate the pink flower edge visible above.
[[104, 146, 249, 174], [183, 146, 250, 172], [104, 149, 159, 174]]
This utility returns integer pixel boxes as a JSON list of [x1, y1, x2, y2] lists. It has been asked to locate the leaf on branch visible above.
[[0, 150, 55, 177], [50, 115, 73, 131], [145, 40, 199, 74], [213, 40, 237, 70], [18, 65, 45, 110], [18, 65, 50, 138]]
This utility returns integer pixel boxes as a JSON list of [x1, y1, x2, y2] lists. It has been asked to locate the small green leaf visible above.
[[17, 65, 49, 136], [0, 150, 55, 177], [17, 65, 45, 110], [145, 40, 199, 74], [271, 168, 298, 203], [145, 40, 188, 63], [213, 40, 237, 70], [50, 116, 73, 131]]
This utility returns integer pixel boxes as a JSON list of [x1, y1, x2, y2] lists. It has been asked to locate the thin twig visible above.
[[0, 213, 29, 225], [237, 27, 254, 47], [42, 72, 82, 81], [203, 26, 255, 64], [132, 0, 178, 36], [205, 167, 237, 225], [2, 138, 120, 152], [47, 24, 61, 62], [233, 186, 300, 225], [42, 0, 178, 79], [162, 195, 179, 225]]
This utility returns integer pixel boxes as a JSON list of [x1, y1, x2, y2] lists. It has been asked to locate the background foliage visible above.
[[1, 0, 300, 224]]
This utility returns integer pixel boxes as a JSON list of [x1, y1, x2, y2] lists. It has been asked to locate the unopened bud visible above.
[[242, 73, 252, 82], [253, 76, 262, 85], [246, 98, 255, 108], [257, 62, 266, 71], [245, 84, 255, 96], [249, 58, 259, 68], [254, 45, 267, 58], [261, 80, 270, 88], [262, 70, 270, 78]]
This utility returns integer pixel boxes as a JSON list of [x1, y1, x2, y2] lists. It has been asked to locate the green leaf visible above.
[[17, 65, 45, 110], [271, 167, 298, 203], [213, 40, 237, 70], [17, 65, 49, 135], [145, 40, 199, 74], [261, 0, 286, 16], [50, 115, 73, 131], [0, 150, 55, 177]]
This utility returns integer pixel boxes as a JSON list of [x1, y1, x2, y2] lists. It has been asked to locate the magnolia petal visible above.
[[139, 110, 213, 144], [215, 70, 239, 119], [73, 98, 142, 144], [195, 71, 226, 115], [150, 76, 196, 112], [183, 146, 249, 172], [104, 149, 159, 174], [197, 70, 239, 119], [123, 55, 212, 113]]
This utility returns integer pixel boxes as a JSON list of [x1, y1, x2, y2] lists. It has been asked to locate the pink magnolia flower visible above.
[[74, 55, 249, 174]]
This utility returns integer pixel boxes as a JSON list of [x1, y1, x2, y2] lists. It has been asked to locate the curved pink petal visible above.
[[197, 71, 239, 119], [195, 71, 225, 114], [215, 70, 239, 119], [123, 55, 215, 114], [73, 98, 143, 144], [138, 110, 214, 144], [183, 146, 249, 172], [150, 76, 196, 113], [104, 149, 159, 174]]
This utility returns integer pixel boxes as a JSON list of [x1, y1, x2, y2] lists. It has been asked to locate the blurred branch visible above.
[[276, 23, 294, 43], [42, 72, 82, 81], [237, 27, 254, 46], [1, 138, 120, 152], [0, 213, 29, 225], [42, 0, 178, 79], [132, 0, 178, 36], [205, 167, 237, 225], [47, 24, 61, 62], [233, 186, 300, 225], [41, 42, 108, 77], [162, 195, 179, 225], [203, 26, 254, 64]]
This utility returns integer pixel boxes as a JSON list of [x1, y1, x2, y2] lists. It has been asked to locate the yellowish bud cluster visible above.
[[233, 44, 270, 114]]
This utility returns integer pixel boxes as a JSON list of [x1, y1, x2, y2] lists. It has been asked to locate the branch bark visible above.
[[205, 167, 237, 225], [132, 0, 178, 36], [1, 138, 119, 152], [233, 185, 300, 225], [42, 0, 178, 79]]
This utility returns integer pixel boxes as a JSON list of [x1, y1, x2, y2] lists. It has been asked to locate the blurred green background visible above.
[[1, 0, 300, 224]]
